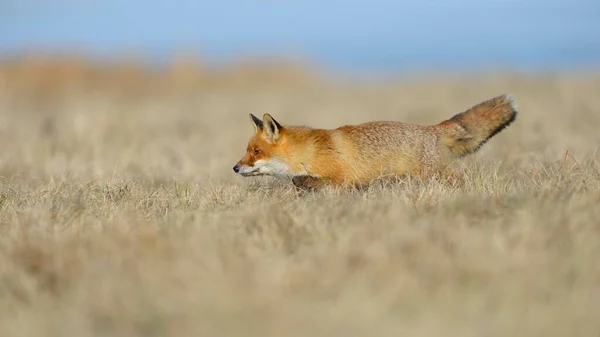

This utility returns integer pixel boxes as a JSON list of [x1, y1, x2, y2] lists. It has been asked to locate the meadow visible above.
[[0, 54, 599, 336]]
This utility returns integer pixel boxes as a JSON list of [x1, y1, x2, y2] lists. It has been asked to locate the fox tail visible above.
[[437, 94, 518, 156]]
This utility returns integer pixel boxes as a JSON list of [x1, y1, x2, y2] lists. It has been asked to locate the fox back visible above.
[[233, 94, 517, 189]]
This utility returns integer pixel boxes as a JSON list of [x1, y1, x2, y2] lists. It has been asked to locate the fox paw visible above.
[[292, 175, 322, 192]]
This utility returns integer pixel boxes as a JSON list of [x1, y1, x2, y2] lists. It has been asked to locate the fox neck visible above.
[[277, 127, 328, 177]]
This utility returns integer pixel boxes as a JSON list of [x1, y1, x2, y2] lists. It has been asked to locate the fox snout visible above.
[[232, 163, 253, 175], [232, 161, 259, 177]]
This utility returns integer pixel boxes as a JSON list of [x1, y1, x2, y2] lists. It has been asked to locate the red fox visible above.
[[233, 94, 517, 190]]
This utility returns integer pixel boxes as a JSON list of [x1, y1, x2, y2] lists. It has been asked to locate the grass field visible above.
[[1, 56, 600, 336]]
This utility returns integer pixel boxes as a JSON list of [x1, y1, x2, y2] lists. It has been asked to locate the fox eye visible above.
[[253, 149, 261, 156]]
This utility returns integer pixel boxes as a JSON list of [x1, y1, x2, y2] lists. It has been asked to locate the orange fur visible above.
[[233, 94, 518, 190]]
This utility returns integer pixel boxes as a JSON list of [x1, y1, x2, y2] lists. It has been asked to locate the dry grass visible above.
[[1, 56, 600, 337]]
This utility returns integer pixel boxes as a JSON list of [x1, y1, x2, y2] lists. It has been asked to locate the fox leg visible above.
[[423, 166, 465, 186], [292, 175, 326, 192], [440, 169, 465, 186]]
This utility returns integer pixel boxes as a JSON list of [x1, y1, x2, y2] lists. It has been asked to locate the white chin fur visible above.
[[239, 159, 295, 178], [237, 165, 256, 175]]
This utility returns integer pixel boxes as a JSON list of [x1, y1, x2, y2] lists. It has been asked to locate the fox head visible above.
[[233, 113, 296, 178]]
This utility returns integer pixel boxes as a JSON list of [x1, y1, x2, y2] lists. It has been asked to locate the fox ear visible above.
[[262, 113, 282, 142], [249, 113, 264, 133]]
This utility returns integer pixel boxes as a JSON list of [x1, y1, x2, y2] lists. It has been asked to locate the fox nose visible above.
[[233, 165, 240, 173]]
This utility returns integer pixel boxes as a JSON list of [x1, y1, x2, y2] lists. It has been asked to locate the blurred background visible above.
[[1, 0, 599, 183], [2, 0, 599, 77]]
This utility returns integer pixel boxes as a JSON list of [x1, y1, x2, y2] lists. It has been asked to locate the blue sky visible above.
[[1, 0, 599, 72]]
